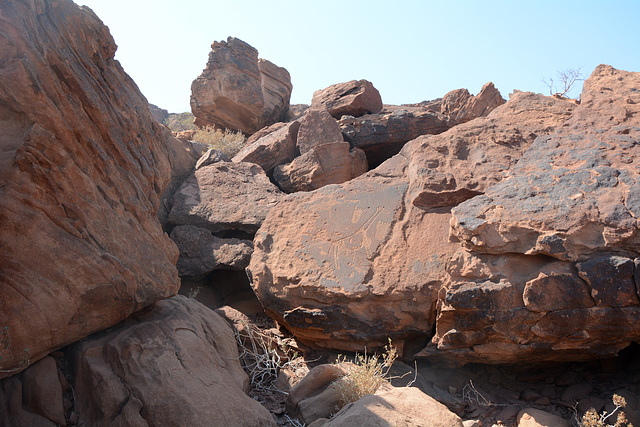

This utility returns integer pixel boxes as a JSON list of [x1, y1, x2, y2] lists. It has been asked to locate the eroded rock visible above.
[[311, 79, 383, 119]]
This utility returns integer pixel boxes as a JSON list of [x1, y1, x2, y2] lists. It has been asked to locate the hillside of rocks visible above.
[[1, 0, 639, 426]]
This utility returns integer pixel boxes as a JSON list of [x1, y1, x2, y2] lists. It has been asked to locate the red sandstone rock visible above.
[[190, 37, 292, 135], [232, 120, 300, 173], [72, 296, 276, 426], [311, 79, 383, 118], [296, 108, 344, 154], [272, 143, 368, 193], [168, 162, 282, 234], [0, 0, 196, 376]]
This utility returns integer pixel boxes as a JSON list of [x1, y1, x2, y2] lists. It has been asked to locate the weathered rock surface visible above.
[[73, 295, 276, 426], [296, 108, 344, 155], [0, 0, 196, 375], [195, 148, 231, 170], [339, 83, 505, 167], [422, 65, 640, 364], [149, 103, 169, 123], [311, 79, 383, 118], [517, 408, 570, 427], [273, 143, 368, 193], [191, 37, 292, 135], [249, 88, 574, 353], [319, 386, 464, 427], [232, 121, 300, 173], [170, 225, 253, 276], [168, 162, 283, 234]]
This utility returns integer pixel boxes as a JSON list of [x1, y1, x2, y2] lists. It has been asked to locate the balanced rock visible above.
[[312, 79, 383, 119], [422, 65, 640, 364], [73, 295, 275, 426], [0, 0, 196, 375], [191, 37, 292, 135], [168, 162, 283, 234]]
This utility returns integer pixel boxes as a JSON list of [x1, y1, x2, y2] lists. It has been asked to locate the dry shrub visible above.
[[579, 394, 633, 427], [193, 126, 246, 157], [332, 339, 398, 406]]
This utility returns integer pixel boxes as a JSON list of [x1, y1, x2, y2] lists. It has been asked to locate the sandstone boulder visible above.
[[312, 79, 383, 118], [72, 295, 276, 426], [232, 120, 300, 173], [440, 82, 505, 123], [0, 0, 196, 375], [195, 148, 231, 170], [296, 108, 344, 154], [170, 225, 253, 277], [168, 162, 283, 234], [422, 65, 640, 364], [319, 387, 464, 427], [273, 143, 368, 193], [190, 37, 292, 135]]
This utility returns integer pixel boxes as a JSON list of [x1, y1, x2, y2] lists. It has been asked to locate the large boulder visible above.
[[190, 37, 292, 135], [312, 79, 383, 119], [232, 121, 300, 173], [0, 0, 196, 376], [296, 107, 344, 154], [421, 65, 640, 364], [72, 295, 276, 426], [273, 143, 368, 193], [248, 87, 577, 353], [168, 162, 283, 234]]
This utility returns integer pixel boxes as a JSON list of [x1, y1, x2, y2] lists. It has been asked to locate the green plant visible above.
[[192, 126, 247, 157], [578, 394, 633, 427], [332, 339, 398, 406]]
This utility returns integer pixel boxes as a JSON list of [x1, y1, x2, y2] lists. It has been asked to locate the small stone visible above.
[[561, 383, 593, 403], [522, 389, 541, 402], [556, 371, 577, 386], [534, 396, 551, 406]]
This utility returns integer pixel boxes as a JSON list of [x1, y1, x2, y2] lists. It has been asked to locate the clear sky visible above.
[[77, 0, 640, 114]]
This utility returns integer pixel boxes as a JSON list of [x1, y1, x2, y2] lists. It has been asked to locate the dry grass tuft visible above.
[[193, 126, 246, 157], [332, 339, 398, 406]]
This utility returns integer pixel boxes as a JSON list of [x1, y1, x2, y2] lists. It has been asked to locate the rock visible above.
[[168, 162, 283, 234], [561, 383, 594, 403], [517, 408, 569, 427], [296, 108, 344, 155], [149, 103, 169, 123], [320, 387, 464, 427], [440, 82, 505, 123], [232, 120, 300, 173], [20, 357, 66, 426], [273, 143, 368, 193], [196, 148, 231, 170], [286, 364, 346, 415], [0, 376, 57, 427], [312, 79, 383, 119], [0, 0, 196, 375], [170, 225, 253, 276], [72, 295, 276, 426], [340, 84, 504, 168], [176, 129, 197, 142], [190, 37, 292, 135]]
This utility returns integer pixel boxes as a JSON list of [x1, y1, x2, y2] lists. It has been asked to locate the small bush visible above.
[[332, 339, 398, 406], [579, 394, 633, 427], [192, 126, 247, 157]]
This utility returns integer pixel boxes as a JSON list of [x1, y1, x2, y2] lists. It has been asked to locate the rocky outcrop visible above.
[[311, 79, 383, 118], [339, 83, 505, 167], [149, 103, 169, 123], [420, 65, 640, 364], [296, 108, 344, 154], [0, 0, 196, 376], [190, 37, 292, 135], [248, 86, 578, 353], [168, 162, 283, 234], [232, 121, 300, 173], [72, 295, 276, 426]]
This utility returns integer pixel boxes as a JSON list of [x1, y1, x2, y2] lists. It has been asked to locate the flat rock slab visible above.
[[168, 162, 283, 234]]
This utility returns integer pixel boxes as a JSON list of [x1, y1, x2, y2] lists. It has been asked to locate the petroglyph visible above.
[[301, 181, 407, 291]]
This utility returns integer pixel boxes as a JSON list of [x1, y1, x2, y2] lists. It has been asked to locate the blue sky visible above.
[[78, 0, 640, 113]]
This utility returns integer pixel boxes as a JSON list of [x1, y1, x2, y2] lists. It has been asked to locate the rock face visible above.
[[248, 83, 579, 353], [311, 79, 383, 118], [421, 65, 640, 364], [168, 162, 283, 234], [191, 37, 292, 135], [232, 121, 300, 173], [73, 295, 276, 426], [0, 0, 196, 376], [340, 83, 505, 168]]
